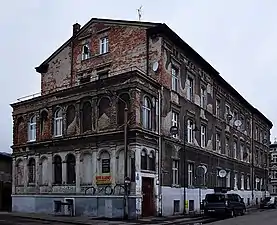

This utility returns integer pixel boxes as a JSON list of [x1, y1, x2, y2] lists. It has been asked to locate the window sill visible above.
[[27, 140, 36, 143], [53, 135, 63, 139], [81, 52, 110, 62], [28, 183, 35, 186]]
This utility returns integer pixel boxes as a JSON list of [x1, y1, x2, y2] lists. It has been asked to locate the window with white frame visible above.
[[54, 108, 63, 137], [241, 174, 244, 190], [172, 160, 179, 185], [255, 127, 259, 140], [226, 172, 231, 188], [200, 125, 206, 148], [234, 173, 238, 189], [82, 44, 90, 60], [188, 163, 194, 186], [100, 37, 109, 54], [28, 115, 36, 141], [225, 104, 230, 116], [216, 133, 221, 152], [234, 141, 237, 159], [240, 143, 244, 161], [142, 97, 152, 130], [187, 119, 193, 144], [215, 99, 221, 117], [200, 87, 206, 108], [272, 154, 277, 163], [273, 185, 277, 193], [171, 111, 179, 138], [171, 67, 178, 92], [226, 137, 230, 156], [247, 175, 250, 190], [187, 77, 193, 101]]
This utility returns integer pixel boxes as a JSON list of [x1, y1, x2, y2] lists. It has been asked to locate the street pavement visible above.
[[206, 208, 277, 225]]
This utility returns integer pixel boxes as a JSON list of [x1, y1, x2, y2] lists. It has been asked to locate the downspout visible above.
[[158, 86, 163, 216], [146, 30, 150, 75]]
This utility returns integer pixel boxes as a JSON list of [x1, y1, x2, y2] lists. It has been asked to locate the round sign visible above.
[[170, 126, 178, 135], [218, 169, 227, 178], [124, 177, 131, 184]]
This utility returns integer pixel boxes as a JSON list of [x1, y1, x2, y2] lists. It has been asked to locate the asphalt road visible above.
[[0, 215, 69, 225], [206, 208, 277, 225]]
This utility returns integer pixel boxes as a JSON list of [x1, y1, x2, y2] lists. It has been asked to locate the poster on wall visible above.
[[95, 175, 112, 185]]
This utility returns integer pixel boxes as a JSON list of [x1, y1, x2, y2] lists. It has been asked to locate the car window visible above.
[[205, 194, 226, 202]]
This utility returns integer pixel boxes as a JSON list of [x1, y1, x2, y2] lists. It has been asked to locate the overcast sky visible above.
[[1, 0, 276, 153]]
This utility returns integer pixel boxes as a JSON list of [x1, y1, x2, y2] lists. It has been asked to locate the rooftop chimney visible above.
[[73, 23, 81, 36]]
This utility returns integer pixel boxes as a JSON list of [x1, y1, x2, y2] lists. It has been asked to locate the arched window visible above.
[[40, 157, 48, 185], [82, 102, 92, 132], [16, 159, 24, 185], [141, 149, 147, 170], [117, 93, 130, 125], [66, 154, 76, 184], [54, 108, 63, 137], [142, 97, 152, 129], [28, 116, 36, 141], [28, 158, 36, 183], [40, 110, 48, 135], [53, 155, 62, 184], [149, 151, 156, 171], [100, 151, 110, 174], [66, 105, 75, 128], [98, 97, 110, 118]]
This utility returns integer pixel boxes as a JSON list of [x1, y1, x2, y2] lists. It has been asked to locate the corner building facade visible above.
[[11, 18, 272, 218]]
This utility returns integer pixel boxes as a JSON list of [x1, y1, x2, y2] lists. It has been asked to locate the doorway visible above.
[[142, 177, 154, 217]]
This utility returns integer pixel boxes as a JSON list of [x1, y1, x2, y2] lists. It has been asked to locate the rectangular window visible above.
[[82, 44, 90, 60], [225, 104, 230, 119], [171, 112, 179, 138], [241, 174, 244, 190], [100, 37, 109, 54], [272, 154, 277, 163], [234, 173, 238, 189], [247, 175, 250, 190], [226, 137, 230, 156], [172, 67, 178, 92], [187, 77, 193, 101], [273, 185, 277, 194], [234, 141, 237, 159], [240, 114, 245, 130], [216, 133, 221, 153], [200, 125, 206, 148], [188, 163, 194, 186], [172, 160, 179, 185], [216, 99, 221, 117], [187, 119, 193, 144], [255, 127, 259, 140], [101, 159, 110, 173], [200, 87, 206, 108]]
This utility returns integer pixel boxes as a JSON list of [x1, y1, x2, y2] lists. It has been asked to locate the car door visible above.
[[235, 194, 244, 210]]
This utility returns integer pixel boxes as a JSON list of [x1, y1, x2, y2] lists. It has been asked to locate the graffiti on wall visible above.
[[83, 183, 126, 196]]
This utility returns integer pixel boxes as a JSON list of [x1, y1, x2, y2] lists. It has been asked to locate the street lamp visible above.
[[106, 90, 129, 219]]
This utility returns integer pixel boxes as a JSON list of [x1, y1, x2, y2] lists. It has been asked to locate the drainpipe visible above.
[[158, 86, 162, 216]]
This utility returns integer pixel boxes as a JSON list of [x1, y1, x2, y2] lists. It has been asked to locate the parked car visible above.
[[260, 197, 277, 209], [203, 193, 246, 217]]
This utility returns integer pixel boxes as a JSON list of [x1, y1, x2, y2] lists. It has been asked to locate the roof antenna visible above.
[[137, 5, 143, 21]]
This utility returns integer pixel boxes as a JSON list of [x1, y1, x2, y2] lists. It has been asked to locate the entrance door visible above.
[[142, 177, 154, 217]]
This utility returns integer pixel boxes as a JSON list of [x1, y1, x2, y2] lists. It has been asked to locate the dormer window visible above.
[[82, 44, 90, 60], [100, 37, 109, 54]]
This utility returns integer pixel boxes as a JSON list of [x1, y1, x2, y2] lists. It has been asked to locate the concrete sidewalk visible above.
[[0, 212, 204, 225], [0, 207, 260, 225]]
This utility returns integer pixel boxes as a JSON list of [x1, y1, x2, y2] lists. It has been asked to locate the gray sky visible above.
[[1, 0, 276, 153]]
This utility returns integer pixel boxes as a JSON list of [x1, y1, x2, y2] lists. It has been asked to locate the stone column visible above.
[[23, 156, 28, 193], [62, 160, 67, 184], [12, 157, 16, 194], [92, 149, 97, 185], [48, 155, 53, 187], [76, 101, 81, 135], [75, 151, 81, 193], [35, 154, 40, 194], [110, 145, 116, 184]]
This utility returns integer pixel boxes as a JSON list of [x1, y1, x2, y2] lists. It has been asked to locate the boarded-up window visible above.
[[66, 105, 75, 128], [98, 97, 110, 117]]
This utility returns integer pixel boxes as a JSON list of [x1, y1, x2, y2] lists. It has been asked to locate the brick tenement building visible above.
[[11, 18, 272, 218]]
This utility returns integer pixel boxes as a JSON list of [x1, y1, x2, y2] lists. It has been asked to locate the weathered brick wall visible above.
[[72, 23, 149, 85], [41, 44, 72, 95]]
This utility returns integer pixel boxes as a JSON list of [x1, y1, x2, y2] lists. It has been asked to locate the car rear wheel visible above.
[[241, 208, 246, 215]]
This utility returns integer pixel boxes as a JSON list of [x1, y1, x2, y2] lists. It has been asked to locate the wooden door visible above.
[[142, 177, 154, 217]]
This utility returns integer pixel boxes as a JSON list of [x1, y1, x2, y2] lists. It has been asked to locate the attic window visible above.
[[82, 44, 90, 60]]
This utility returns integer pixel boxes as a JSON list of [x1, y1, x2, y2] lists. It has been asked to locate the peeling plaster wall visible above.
[[41, 45, 72, 95]]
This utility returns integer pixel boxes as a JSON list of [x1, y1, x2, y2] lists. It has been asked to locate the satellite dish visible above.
[[152, 61, 159, 72], [234, 120, 242, 127], [218, 169, 227, 178]]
